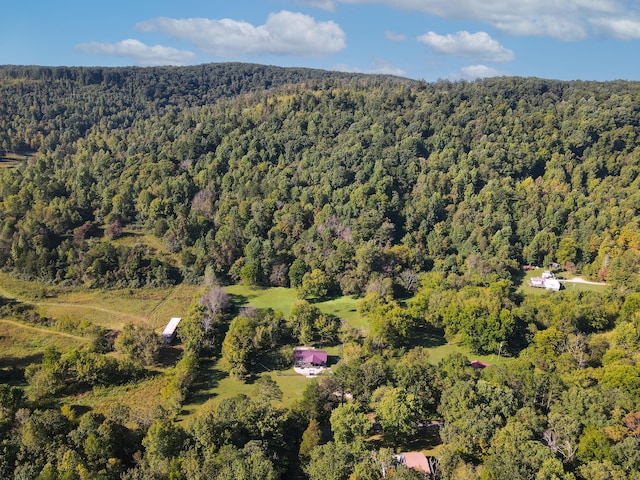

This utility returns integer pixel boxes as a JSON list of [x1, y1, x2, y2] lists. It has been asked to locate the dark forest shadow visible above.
[[408, 325, 447, 349]]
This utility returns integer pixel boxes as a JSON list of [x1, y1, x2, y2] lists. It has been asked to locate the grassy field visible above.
[[0, 272, 198, 331], [0, 275, 361, 336], [426, 340, 511, 366], [178, 343, 345, 426], [0, 319, 87, 370], [224, 284, 362, 330], [179, 358, 318, 423], [1, 271, 515, 429], [62, 372, 170, 427]]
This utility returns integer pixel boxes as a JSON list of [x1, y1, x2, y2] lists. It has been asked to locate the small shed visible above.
[[162, 317, 182, 344], [469, 360, 490, 370]]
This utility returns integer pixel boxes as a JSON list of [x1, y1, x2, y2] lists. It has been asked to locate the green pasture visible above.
[[425, 340, 512, 367], [2, 272, 514, 428], [179, 356, 329, 426], [224, 284, 362, 330], [224, 285, 297, 316]]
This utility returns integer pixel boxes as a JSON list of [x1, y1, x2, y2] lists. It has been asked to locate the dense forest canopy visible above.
[[2, 63, 640, 480], [1, 64, 639, 293]]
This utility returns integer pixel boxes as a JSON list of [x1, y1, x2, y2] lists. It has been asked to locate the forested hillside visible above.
[[2, 64, 640, 479], [1, 66, 639, 293]]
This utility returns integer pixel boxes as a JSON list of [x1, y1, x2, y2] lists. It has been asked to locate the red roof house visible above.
[[469, 360, 490, 370]]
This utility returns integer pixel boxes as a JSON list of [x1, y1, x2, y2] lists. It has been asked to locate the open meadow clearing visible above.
[[224, 284, 362, 330], [0, 319, 87, 370], [0, 272, 199, 331], [517, 267, 610, 295], [1, 272, 516, 426]]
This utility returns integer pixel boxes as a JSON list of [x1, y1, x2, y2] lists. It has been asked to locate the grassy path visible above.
[[0, 318, 85, 340], [1, 279, 149, 325], [0, 272, 189, 329], [35, 301, 148, 323], [147, 285, 180, 320]]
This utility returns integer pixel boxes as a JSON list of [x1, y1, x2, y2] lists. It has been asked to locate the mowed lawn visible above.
[[179, 356, 331, 427], [425, 340, 512, 367], [224, 285, 363, 330]]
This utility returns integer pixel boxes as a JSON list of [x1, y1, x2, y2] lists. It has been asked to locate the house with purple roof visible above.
[[293, 347, 328, 367]]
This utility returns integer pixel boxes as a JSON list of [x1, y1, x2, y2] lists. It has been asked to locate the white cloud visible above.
[[137, 11, 346, 57], [323, 0, 632, 40], [75, 39, 196, 66], [490, 14, 587, 40], [418, 31, 514, 62], [460, 64, 504, 79], [385, 30, 407, 41], [334, 59, 406, 76], [590, 16, 640, 39], [296, 0, 336, 11]]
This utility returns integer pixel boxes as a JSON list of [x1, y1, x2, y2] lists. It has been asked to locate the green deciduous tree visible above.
[[329, 402, 370, 446], [375, 387, 420, 442], [298, 269, 331, 301], [305, 441, 354, 480], [299, 418, 322, 461], [221, 315, 260, 380], [114, 323, 161, 366]]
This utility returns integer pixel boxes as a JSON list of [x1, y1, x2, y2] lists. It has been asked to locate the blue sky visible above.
[[2, 0, 640, 82]]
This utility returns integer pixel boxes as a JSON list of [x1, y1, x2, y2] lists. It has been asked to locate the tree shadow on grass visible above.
[[0, 352, 43, 371], [228, 293, 251, 316], [182, 358, 228, 409], [511, 267, 527, 292], [403, 426, 442, 451], [327, 355, 340, 367], [408, 325, 447, 349], [157, 345, 183, 367], [368, 425, 442, 452]]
